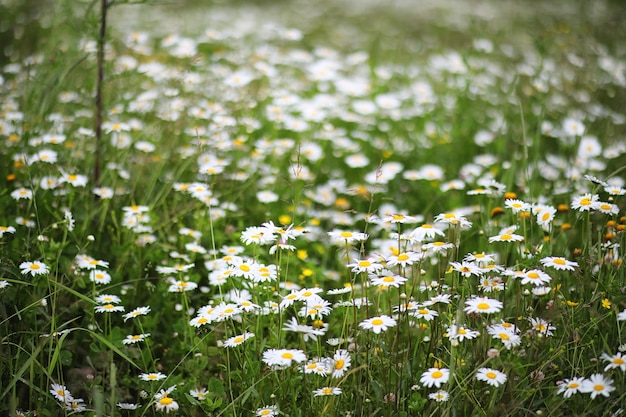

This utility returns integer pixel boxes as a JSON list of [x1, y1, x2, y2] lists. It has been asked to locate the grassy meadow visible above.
[[1, 0, 626, 415]]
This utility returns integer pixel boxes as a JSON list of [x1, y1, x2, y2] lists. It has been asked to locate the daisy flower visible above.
[[50, 383, 73, 402], [302, 358, 332, 376], [519, 269, 552, 286], [475, 368, 507, 387], [446, 325, 479, 342], [535, 205, 557, 228], [386, 251, 422, 268], [595, 201, 620, 215], [95, 304, 125, 313], [433, 212, 472, 228], [123, 306, 151, 322], [139, 372, 166, 381], [95, 294, 121, 304], [571, 193, 599, 211], [580, 373, 615, 399], [370, 271, 408, 288], [359, 315, 397, 334], [450, 261, 483, 277], [20, 261, 49, 276], [331, 349, 352, 378], [154, 388, 179, 412], [540, 256, 578, 271], [313, 386, 342, 396], [409, 223, 445, 242], [410, 307, 439, 321], [122, 333, 151, 345], [262, 349, 307, 367], [117, 402, 141, 410], [422, 241, 454, 254], [256, 405, 279, 416], [600, 352, 626, 372], [327, 230, 369, 244], [464, 297, 503, 314], [557, 377, 585, 398], [488, 231, 524, 243], [11, 187, 33, 200], [420, 367, 450, 388], [223, 332, 255, 348], [504, 199, 531, 214], [347, 258, 384, 274], [529, 317, 556, 336], [189, 388, 208, 401], [0, 225, 16, 237], [89, 269, 112, 285], [428, 390, 449, 402]]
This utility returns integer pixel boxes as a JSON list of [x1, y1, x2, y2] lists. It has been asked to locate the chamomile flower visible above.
[[595, 201, 620, 215], [504, 199, 531, 213], [581, 373, 615, 399], [488, 230, 524, 243], [475, 368, 507, 387], [420, 367, 450, 388], [386, 251, 422, 268], [11, 187, 33, 200], [464, 297, 503, 314], [20, 261, 49, 276], [359, 315, 396, 334]]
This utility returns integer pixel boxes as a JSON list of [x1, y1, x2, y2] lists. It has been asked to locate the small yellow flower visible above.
[[566, 300, 579, 307], [279, 214, 291, 225], [297, 250, 308, 260], [602, 298, 612, 309]]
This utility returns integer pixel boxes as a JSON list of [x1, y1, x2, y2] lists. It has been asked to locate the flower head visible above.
[[420, 367, 450, 388], [475, 368, 507, 387], [359, 315, 397, 334]]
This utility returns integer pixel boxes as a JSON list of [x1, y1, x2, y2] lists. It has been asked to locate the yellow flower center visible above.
[[335, 359, 345, 370], [569, 382, 579, 389], [239, 265, 250, 272], [359, 260, 371, 267], [340, 231, 353, 238], [499, 333, 510, 341], [30, 264, 41, 270], [486, 372, 497, 379], [432, 371, 443, 379], [233, 337, 244, 344], [554, 258, 566, 265], [580, 198, 591, 206], [418, 309, 429, 315], [371, 319, 384, 326], [593, 384, 604, 392], [159, 397, 173, 405], [477, 302, 490, 310], [281, 352, 294, 359], [500, 234, 512, 240], [398, 254, 409, 261], [527, 272, 539, 279]]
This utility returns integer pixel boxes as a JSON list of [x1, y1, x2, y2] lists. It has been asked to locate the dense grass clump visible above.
[[1, 0, 625, 416]]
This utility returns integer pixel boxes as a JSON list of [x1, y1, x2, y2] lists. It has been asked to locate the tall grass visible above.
[[1, 0, 625, 416]]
